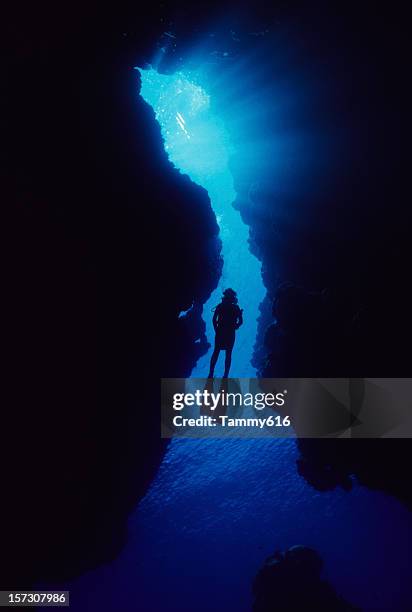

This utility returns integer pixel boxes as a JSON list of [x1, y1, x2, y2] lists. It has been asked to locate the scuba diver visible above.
[[208, 288, 243, 378]]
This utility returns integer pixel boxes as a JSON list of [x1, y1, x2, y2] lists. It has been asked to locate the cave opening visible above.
[[138, 66, 266, 376], [55, 59, 412, 612]]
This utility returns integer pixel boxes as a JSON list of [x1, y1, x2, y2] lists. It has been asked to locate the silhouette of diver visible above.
[[208, 288, 243, 378]]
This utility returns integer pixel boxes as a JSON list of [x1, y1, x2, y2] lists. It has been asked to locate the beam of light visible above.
[[138, 66, 266, 376]]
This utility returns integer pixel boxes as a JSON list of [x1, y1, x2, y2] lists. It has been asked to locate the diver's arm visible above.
[[236, 309, 243, 329], [213, 308, 219, 332]]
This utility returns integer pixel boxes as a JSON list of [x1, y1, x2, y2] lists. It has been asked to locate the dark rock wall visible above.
[[236, 6, 412, 379], [4, 2, 220, 585], [236, 6, 412, 509]]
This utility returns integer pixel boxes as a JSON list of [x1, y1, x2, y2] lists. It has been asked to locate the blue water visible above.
[[139, 67, 265, 377], [51, 69, 412, 611]]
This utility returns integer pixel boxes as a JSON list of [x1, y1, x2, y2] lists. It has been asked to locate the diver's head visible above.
[[222, 288, 238, 303]]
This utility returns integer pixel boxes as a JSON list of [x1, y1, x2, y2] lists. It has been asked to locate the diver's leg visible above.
[[208, 348, 220, 378], [223, 349, 232, 378]]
